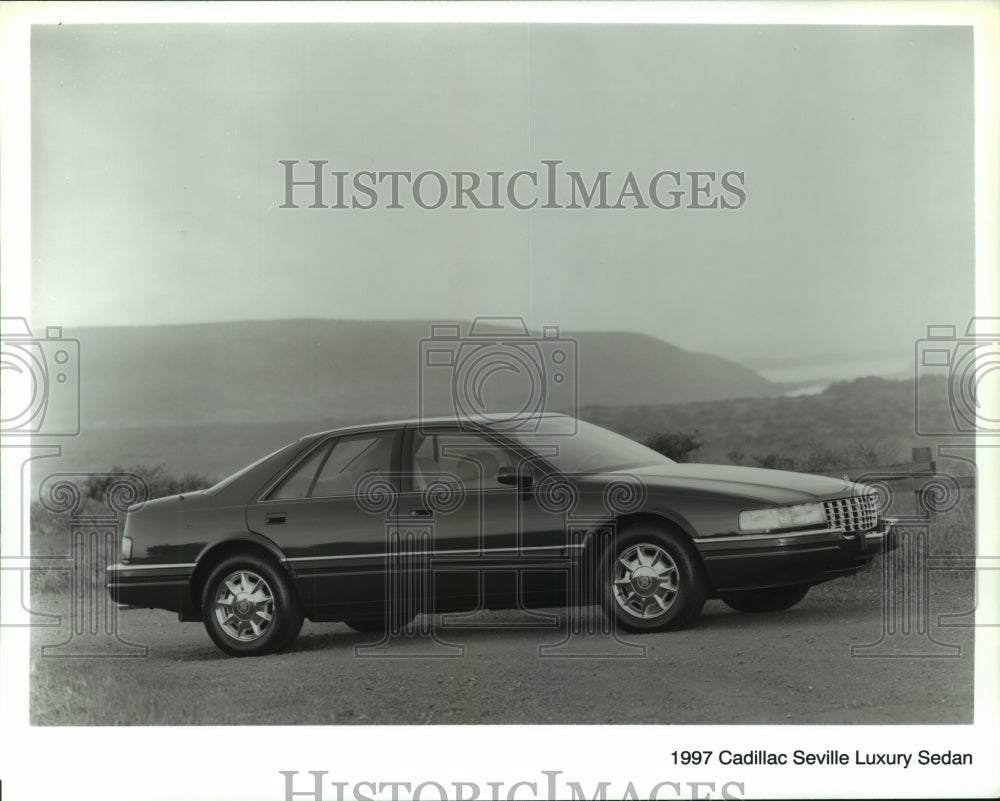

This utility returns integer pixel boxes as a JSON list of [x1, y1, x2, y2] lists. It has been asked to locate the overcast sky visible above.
[[31, 23, 974, 360]]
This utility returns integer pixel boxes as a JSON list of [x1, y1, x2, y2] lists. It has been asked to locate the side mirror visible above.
[[497, 466, 533, 489]]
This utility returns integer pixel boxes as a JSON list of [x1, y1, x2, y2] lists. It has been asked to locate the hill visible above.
[[67, 318, 780, 429], [30, 375, 953, 492]]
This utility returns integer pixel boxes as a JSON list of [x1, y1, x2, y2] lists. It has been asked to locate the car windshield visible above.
[[507, 418, 672, 474]]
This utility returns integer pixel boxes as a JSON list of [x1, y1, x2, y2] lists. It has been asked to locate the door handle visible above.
[[409, 508, 431, 517], [264, 513, 287, 525]]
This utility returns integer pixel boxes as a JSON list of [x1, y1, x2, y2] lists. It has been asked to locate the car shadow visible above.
[[174, 600, 881, 660]]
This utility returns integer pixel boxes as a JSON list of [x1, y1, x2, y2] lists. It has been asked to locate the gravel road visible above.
[[29, 580, 974, 726]]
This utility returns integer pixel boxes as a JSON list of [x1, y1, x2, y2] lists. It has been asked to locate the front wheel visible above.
[[201, 554, 303, 657], [605, 525, 707, 633], [720, 584, 810, 613]]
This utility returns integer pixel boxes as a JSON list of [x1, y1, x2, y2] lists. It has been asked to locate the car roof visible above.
[[300, 413, 572, 440]]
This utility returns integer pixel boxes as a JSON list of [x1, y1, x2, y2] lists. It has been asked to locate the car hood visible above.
[[597, 462, 858, 505]]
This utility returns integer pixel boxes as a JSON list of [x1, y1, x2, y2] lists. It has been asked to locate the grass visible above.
[[30, 657, 238, 726], [29, 565, 977, 726], [582, 376, 969, 470], [29, 494, 977, 727]]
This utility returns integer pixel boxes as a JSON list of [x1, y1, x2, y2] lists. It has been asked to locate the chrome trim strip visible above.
[[255, 484, 540, 505], [107, 562, 196, 571], [697, 520, 888, 546], [284, 544, 586, 563], [693, 527, 842, 544]]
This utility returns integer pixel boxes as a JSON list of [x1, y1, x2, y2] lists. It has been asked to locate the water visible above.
[[754, 356, 913, 395]]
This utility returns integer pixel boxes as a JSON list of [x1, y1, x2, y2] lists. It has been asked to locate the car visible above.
[[107, 414, 896, 656]]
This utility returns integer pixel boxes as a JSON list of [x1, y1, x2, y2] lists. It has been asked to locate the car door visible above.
[[397, 425, 576, 612], [245, 427, 402, 619]]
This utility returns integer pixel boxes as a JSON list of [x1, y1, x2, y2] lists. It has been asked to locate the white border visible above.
[[1, 2, 997, 800]]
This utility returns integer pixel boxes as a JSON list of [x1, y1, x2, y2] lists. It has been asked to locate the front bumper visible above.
[[694, 520, 897, 593], [107, 562, 198, 618]]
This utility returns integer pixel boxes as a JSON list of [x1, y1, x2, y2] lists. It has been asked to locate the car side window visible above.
[[269, 443, 332, 500], [311, 431, 395, 498], [411, 431, 516, 492], [269, 431, 395, 500]]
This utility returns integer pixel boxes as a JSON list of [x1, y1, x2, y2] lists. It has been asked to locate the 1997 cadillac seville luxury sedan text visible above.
[[108, 415, 896, 656]]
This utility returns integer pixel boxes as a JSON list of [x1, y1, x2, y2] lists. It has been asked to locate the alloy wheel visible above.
[[213, 570, 275, 641], [612, 542, 679, 619]]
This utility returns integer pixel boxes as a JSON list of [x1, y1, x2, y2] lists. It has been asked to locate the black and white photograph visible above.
[[1, 2, 998, 800]]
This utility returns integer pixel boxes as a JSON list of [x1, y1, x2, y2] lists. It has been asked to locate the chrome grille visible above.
[[824, 493, 879, 533]]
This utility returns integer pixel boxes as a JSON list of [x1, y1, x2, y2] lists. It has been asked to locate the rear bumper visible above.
[[107, 562, 199, 618], [694, 520, 897, 593]]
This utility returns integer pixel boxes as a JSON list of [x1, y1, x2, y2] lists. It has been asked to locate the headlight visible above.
[[121, 536, 133, 561], [739, 502, 826, 533]]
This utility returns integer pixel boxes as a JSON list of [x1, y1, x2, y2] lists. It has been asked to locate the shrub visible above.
[[31, 464, 216, 597], [642, 431, 704, 462], [750, 438, 889, 473], [82, 463, 214, 504], [751, 453, 798, 471]]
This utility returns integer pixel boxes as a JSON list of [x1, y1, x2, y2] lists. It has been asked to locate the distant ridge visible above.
[[69, 318, 780, 429]]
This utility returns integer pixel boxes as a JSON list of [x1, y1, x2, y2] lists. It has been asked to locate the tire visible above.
[[720, 584, 810, 613], [201, 554, 304, 657], [604, 524, 707, 633]]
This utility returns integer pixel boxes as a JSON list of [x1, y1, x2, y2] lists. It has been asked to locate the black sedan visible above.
[[108, 415, 895, 656]]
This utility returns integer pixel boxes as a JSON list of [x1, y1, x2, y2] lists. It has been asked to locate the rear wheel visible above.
[[201, 554, 303, 657], [720, 584, 810, 613], [605, 524, 707, 632]]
